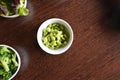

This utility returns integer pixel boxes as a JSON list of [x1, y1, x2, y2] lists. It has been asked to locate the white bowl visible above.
[[37, 18, 74, 55], [0, 44, 21, 80], [2, 0, 27, 18]]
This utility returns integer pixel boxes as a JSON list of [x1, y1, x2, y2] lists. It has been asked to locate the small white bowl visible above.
[[0, 44, 21, 80], [37, 18, 74, 55], [2, 0, 27, 18]]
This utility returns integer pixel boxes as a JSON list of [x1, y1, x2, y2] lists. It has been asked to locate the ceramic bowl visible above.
[[37, 18, 74, 55], [0, 44, 21, 79], [2, 0, 27, 18]]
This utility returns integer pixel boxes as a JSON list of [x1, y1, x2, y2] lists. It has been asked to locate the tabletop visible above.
[[1, 0, 120, 80]]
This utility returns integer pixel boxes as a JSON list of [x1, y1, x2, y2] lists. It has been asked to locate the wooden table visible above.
[[1, 0, 120, 80]]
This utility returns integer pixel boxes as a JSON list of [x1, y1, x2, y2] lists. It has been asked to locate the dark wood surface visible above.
[[1, 0, 120, 80]]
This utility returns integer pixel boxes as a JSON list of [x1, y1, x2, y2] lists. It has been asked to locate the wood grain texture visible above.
[[1, 0, 120, 80]]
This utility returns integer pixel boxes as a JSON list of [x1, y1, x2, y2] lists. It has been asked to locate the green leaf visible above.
[[17, 6, 29, 16]]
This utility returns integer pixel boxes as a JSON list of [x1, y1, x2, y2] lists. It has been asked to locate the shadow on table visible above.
[[101, 0, 120, 31]]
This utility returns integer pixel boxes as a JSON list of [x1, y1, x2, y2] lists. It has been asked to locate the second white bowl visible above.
[[0, 44, 21, 80], [37, 18, 74, 55]]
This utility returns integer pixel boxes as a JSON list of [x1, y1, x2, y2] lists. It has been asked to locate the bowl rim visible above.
[[1, 0, 27, 18], [37, 18, 74, 55], [0, 44, 21, 80]]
